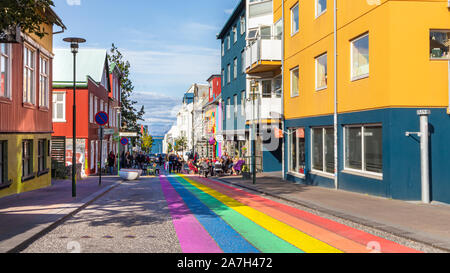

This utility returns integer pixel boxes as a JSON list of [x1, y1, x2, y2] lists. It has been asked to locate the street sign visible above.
[[104, 128, 115, 135], [120, 137, 129, 146], [95, 111, 109, 126], [119, 132, 138, 137]]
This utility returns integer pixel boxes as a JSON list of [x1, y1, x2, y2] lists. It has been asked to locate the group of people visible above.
[[164, 154, 185, 174], [188, 153, 246, 178], [119, 151, 151, 170]]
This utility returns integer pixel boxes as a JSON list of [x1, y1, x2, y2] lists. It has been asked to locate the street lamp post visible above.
[[63, 37, 86, 198], [250, 80, 259, 185]]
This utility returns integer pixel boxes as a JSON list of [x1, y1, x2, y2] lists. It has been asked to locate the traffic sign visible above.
[[120, 137, 129, 146], [104, 128, 115, 135], [95, 111, 109, 126]]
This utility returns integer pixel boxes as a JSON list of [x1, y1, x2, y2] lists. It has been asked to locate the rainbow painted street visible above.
[[160, 174, 420, 254]]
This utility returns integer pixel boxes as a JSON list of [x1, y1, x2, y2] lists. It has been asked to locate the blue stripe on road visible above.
[[166, 176, 260, 253]]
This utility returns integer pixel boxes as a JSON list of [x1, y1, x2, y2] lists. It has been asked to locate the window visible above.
[[38, 139, 47, 172], [291, 67, 299, 97], [0, 44, 11, 98], [23, 45, 36, 104], [221, 42, 224, 56], [101, 69, 108, 88], [316, 53, 327, 90], [89, 94, 93, 123], [233, 26, 237, 43], [94, 96, 98, 121], [311, 127, 334, 174], [22, 140, 33, 178], [275, 19, 283, 40], [241, 50, 246, 74], [240, 15, 246, 35], [222, 69, 225, 87], [227, 64, 231, 83], [289, 128, 306, 174], [260, 26, 271, 40], [52, 92, 66, 122], [345, 125, 382, 174], [233, 58, 237, 79], [0, 141, 7, 185], [227, 98, 231, 119], [39, 56, 49, 107], [241, 90, 246, 115], [316, 0, 327, 17], [291, 3, 299, 35], [234, 95, 238, 116], [262, 80, 272, 98], [351, 34, 369, 80], [274, 76, 282, 98], [430, 30, 450, 59], [227, 34, 231, 49]]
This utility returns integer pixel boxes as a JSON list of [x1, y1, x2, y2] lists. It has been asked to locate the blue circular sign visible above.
[[120, 137, 129, 146], [95, 111, 109, 126]]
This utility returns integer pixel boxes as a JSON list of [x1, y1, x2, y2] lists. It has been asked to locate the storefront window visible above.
[[345, 125, 382, 174], [312, 127, 334, 174], [289, 128, 305, 174]]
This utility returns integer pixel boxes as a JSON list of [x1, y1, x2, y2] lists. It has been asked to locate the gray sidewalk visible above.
[[217, 172, 450, 252], [0, 176, 123, 253]]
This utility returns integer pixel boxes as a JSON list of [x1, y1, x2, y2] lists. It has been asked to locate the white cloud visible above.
[[66, 0, 81, 6]]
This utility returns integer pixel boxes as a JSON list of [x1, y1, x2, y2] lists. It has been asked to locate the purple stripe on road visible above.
[[159, 175, 222, 253]]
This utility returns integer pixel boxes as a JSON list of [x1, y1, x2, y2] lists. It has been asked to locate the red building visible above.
[[207, 74, 221, 103], [52, 49, 121, 176], [0, 9, 66, 198]]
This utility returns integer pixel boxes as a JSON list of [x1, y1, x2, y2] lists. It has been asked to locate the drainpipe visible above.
[[447, 61, 450, 114], [406, 110, 431, 204], [333, 0, 339, 190]]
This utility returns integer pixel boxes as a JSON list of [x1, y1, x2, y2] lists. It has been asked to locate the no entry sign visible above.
[[120, 137, 129, 146], [95, 111, 109, 126]]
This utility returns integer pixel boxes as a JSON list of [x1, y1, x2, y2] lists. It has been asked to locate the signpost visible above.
[[95, 112, 109, 186]]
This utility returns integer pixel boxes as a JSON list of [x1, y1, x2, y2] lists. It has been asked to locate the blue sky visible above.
[[53, 0, 240, 135]]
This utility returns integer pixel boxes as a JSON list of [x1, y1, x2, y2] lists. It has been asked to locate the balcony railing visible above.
[[245, 35, 282, 74]]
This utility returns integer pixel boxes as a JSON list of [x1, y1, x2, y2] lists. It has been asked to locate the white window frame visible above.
[[430, 30, 450, 60], [89, 93, 93, 123], [233, 58, 238, 79], [23, 44, 36, 104], [240, 15, 246, 35], [315, 53, 328, 91], [241, 90, 245, 116], [241, 50, 246, 74], [52, 91, 66, 122], [343, 124, 383, 178], [39, 55, 50, 108], [221, 41, 224, 56], [315, 0, 327, 18], [291, 3, 299, 36], [233, 25, 237, 44], [227, 34, 231, 50], [0, 43, 12, 99], [351, 33, 370, 81], [288, 128, 306, 178], [227, 98, 231, 120], [233, 94, 238, 116], [310, 127, 334, 176], [227, 64, 231, 83], [290, 66, 299, 97]]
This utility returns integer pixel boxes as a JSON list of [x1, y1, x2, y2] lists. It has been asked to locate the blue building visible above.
[[217, 0, 248, 158], [151, 136, 164, 155]]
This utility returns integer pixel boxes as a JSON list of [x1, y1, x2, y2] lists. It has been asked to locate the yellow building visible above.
[[276, 0, 450, 203], [0, 9, 65, 198]]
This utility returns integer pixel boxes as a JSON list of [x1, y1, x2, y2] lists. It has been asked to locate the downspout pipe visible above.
[[333, 0, 339, 190]]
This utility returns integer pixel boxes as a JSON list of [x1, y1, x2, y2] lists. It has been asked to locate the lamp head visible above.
[[63, 37, 86, 54]]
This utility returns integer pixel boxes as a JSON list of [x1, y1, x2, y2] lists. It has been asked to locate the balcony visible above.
[[245, 36, 282, 75]]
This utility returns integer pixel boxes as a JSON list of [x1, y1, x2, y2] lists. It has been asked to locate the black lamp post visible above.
[[63, 37, 86, 198]]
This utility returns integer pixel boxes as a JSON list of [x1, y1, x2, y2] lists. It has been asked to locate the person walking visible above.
[[107, 151, 115, 174]]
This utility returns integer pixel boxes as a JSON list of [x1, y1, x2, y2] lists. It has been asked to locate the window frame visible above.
[[23, 44, 36, 105], [39, 54, 50, 108], [290, 66, 299, 97], [233, 25, 237, 44], [315, 53, 328, 91], [227, 97, 231, 120], [227, 64, 231, 84], [350, 33, 370, 81], [288, 128, 306, 177], [0, 141, 7, 185], [343, 124, 383, 178], [37, 139, 47, 173], [241, 90, 246, 116], [52, 91, 66, 122], [310, 126, 335, 176], [291, 2, 299, 37], [240, 15, 246, 35], [22, 139, 34, 179], [0, 43, 12, 99], [233, 58, 238, 79], [315, 0, 327, 18], [430, 29, 450, 60]]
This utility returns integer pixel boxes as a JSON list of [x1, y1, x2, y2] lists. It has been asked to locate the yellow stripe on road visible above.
[[180, 175, 342, 253]]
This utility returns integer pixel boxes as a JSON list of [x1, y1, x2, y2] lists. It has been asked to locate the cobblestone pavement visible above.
[[22, 177, 181, 253]]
